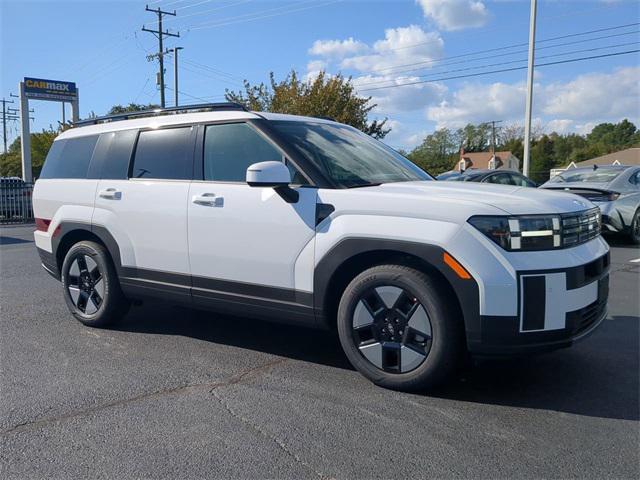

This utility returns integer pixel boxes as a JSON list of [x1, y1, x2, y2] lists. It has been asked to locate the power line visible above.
[[351, 4, 632, 58], [180, 64, 244, 87], [358, 49, 640, 92], [181, 58, 243, 82], [356, 22, 640, 76], [165, 85, 220, 104], [154, 0, 253, 26], [355, 40, 640, 88], [187, 0, 343, 30]]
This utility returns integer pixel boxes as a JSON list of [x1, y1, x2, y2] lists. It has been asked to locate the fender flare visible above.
[[313, 238, 481, 342], [52, 222, 124, 275]]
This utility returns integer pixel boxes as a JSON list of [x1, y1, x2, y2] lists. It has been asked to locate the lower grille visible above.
[[573, 276, 609, 335]]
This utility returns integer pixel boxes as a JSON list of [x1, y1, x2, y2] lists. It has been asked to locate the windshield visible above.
[[548, 168, 623, 184], [270, 120, 432, 188]]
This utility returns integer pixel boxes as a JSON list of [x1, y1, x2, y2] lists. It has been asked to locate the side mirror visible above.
[[246, 161, 291, 187]]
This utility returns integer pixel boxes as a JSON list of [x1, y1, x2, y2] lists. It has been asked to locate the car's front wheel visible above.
[[61, 241, 129, 327], [337, 264, 463, 391]]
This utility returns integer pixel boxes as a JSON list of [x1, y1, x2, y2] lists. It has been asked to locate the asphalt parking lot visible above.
[[1, 224, 638, 479]]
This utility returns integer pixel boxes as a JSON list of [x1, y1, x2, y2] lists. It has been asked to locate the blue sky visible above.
[[1, 0, 639, 150]]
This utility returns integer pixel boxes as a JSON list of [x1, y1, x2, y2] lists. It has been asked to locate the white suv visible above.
[[33, 103, 609, 391]]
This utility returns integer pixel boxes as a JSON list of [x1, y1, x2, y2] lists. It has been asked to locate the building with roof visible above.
[[457, 149, 520, 172], [550, 147, 640, 177]]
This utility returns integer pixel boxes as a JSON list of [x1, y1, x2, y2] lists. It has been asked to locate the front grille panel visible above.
[[561, 208, 601, 247]]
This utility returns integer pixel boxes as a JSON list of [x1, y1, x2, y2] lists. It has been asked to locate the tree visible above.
[[0, 129, 59, 178], [407, 128, 460, 175], [456, 123, 491, 152], [529, 134, 556, 183], [225, 70, 390, 139], [108, 103, 160, 114]]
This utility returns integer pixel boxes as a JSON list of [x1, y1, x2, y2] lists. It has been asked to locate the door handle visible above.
[[192, 193, 224, 207], [99, 188, 121, 200]]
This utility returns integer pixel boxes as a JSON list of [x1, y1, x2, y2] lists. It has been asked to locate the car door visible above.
[[188, 121, 318, 318], [93, 126, 195, 301]]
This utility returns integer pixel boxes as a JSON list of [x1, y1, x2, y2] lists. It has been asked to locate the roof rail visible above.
[[73, 102, 250, 127]]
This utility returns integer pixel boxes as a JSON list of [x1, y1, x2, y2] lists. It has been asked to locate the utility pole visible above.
[[523, 0, 537, 176], [1, 98, 17, 154], [489, 120, 503, 155], [142, 5, 179, 109], [173, 47, 183, 107]]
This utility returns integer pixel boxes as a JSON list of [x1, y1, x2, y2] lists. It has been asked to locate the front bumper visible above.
[[467, 252, 610, 356]]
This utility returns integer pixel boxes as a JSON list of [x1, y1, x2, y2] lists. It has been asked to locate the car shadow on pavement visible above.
[[116, 306, 638, 421], [434, 315, 639, 421], [603, 234, 639, 249], [115, 304, 354, 370]]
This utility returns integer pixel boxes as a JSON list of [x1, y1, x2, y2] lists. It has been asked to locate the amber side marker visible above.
[[443, 252, 471, 280]]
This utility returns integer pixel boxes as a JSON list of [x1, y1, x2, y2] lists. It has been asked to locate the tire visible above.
[[629, 209, 640, 245], [61, 241, 130, 327], [337, 264, 464, 392]]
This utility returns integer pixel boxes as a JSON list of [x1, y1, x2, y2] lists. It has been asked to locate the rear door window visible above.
[[131, 127, 194, 180], [39, 135, 99, 179]]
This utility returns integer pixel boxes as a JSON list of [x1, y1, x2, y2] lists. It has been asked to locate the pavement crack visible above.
[[210, 385, 331, 480], [1, 358, 288, 436]]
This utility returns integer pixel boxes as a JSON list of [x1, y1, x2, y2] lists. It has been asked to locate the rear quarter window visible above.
[[87, 130, 137, 180], [39, 135, 99, 179]]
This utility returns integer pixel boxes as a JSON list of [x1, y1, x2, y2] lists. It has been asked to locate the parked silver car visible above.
[[541, 165, 640, 244]]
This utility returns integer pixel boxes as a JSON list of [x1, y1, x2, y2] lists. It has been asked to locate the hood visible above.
[[380, 181, 594, 215], [319, 181, 595, 223]]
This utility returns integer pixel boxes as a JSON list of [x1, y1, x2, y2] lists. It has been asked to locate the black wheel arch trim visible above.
[[313, 238, 482, 344]]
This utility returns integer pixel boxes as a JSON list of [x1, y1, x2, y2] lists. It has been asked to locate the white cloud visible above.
[[427, 82, 527, 128], [379, 120, 429, 150], [340, 25, 443, 73], [416, 0, 489, 31], [545, 119, 574, 134], [305, 59, 328, 81], [354, 74, 446, 113], [308, 38, 368, 58], [425, 66, 639, 133], [306, 26, 446, 114], [543, 66, 640, 121]]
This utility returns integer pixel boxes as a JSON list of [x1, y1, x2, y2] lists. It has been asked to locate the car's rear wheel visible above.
[[61, 241, 129, 327], [630, 209, 640, 245], [337, 264, 463, 391]]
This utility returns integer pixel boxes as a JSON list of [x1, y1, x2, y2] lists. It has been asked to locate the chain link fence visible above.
[[0, 178, 34, 225]]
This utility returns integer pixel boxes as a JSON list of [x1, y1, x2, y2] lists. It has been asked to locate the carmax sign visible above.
[[24, 77, 77, 101]]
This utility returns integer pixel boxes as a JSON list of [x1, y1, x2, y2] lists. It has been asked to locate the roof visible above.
[[459, 151, 517, 170], [59, 110, 337, 140], [573, 147, 640, 167]]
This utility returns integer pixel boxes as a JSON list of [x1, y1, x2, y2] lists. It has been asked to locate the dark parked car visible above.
[[0, 177, 29, 219], [540, 165, 640, 244], [437, 169, 537, 187]]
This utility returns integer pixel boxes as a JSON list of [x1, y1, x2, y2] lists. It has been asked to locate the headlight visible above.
[[468, 208, 600, 251]]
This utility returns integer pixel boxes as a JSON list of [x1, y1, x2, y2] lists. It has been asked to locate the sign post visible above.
[[19, 77, 78, 182]]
